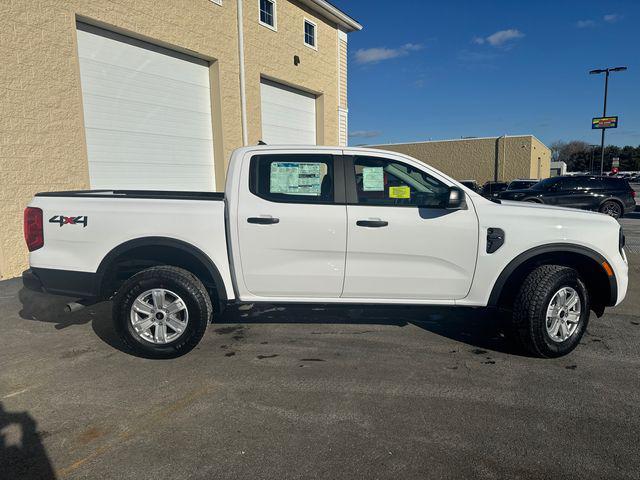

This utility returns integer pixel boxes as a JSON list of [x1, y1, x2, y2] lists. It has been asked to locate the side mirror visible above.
[[446, 187, 465, 209]]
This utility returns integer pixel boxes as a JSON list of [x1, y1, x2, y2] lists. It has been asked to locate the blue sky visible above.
[[331, 0, 639, 147]]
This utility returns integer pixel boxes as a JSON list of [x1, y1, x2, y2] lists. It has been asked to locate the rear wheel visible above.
[[599, 200, 622, 218], [112, 266, 212, 358], [512, 265, 589, 358]]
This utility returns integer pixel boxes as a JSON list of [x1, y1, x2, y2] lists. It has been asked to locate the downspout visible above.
[[501, 134, 507, 180], [236, 0, 248, 146]]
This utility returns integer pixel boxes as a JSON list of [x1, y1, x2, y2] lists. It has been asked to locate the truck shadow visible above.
[[18, 286, 520, 356], [0, 402, 57, 480], [216, 303, 521, 355]]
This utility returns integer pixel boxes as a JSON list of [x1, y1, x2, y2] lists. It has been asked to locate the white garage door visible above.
[[76, 23, 215, 191], [260, 79, 316, 145]]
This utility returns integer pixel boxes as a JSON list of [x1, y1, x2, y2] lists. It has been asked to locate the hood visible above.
[[498, 199, 604, 217]]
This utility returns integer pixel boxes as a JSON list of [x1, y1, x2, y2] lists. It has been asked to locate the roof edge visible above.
[[300, 0, 362, 32], [367, 135, 546, 148]]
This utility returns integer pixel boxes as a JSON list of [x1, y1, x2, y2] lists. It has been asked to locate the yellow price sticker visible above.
[[389, 186, 411, 199]]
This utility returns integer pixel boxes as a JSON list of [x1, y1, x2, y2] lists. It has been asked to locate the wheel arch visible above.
[[96, 237, 227, 312], [488, 243, 617, 316], [599, 197, 624, 210]]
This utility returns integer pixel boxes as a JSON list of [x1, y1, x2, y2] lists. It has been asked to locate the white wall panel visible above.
[[260, 79, 316, 145], [77, 23, 215, 191]]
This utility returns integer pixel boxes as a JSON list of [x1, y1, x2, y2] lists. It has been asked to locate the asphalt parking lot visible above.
[[1, 218, 640, 479]]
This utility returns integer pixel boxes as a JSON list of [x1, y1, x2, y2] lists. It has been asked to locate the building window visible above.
[[304, 19, 317, 48], [259, 0, 276, 30]]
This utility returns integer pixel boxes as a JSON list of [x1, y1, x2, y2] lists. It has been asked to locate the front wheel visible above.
[[512, 265, 589, 358], [112, 266, 212, 358], [599, 200, 622, 219]]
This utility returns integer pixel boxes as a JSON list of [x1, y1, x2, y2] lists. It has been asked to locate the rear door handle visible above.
[[247, 216, 280, 225], [356, 219, 388, 228]]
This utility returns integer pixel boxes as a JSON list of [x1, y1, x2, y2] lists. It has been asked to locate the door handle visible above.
[[247, 216, 280, 225], [356, 219, 388, 228]]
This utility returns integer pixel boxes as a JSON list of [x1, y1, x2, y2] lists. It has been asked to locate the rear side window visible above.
[[249, 154, 334, 203], [601, 177, 626, 190], [352, 156, 449, 207]]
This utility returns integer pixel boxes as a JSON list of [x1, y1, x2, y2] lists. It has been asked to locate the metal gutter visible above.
[[300, 0, 362, 32]]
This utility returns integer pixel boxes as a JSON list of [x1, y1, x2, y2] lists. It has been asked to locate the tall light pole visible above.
[[589, 144, 599, 174], [589, 66, 627, 175]]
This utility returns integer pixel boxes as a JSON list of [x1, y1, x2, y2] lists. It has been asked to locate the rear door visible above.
[[342, 152, 479, 301], [554, 177, 591, 208], [236, 150, 346, 298]]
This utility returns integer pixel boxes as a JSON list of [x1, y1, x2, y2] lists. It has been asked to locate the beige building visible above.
[[0, 0, 361, 279], [370, 135, 551, 186]]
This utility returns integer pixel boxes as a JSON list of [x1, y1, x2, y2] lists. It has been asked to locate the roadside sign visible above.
[[592, 116, 618, 129], [612, 157, 620, 168]]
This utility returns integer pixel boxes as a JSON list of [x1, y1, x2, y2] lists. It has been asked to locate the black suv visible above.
[[498, 175, 636, 218]]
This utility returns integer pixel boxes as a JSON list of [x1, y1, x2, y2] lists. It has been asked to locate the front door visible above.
[[237, 151, 346, 298], [342, 153, 479, 301]]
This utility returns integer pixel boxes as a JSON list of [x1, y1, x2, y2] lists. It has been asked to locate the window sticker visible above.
[[270, 162, 322, 196], [362, 167, 384, 191], [389, 186, 411, 199]]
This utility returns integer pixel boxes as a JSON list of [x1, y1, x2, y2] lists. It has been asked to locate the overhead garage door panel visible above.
[[260, 79, 316, 145], [76, 23, 215, 191]]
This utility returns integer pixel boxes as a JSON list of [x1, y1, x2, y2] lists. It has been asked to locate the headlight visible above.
[[620, 226, 626, 253]]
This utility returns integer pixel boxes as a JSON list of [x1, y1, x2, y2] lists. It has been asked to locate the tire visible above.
[[512, 265, 589, 358], [599, 200, 623, 219], [112, 266, 212, 358]]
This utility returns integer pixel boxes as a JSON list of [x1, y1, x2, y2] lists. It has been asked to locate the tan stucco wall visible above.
[[242, 0, 340, 145], [0, 0, 345, 279], [530, 135, 552, 180], [371, 136, 551, 185]]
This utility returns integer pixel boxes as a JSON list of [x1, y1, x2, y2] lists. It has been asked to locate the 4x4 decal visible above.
[[49, 215, 88, 228]]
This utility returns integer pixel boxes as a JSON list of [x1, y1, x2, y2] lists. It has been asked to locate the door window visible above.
[[558, 177, 583, 190], [250, 154, 335, 203], [352, 156, 449, 207]]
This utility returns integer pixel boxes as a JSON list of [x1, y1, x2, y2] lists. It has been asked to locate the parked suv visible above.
[[499, 175, 636, 218]]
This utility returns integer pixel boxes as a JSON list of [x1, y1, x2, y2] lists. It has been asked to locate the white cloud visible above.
[[354, 43, 424, 65], [486, 29, 525, 46], [576, 19, 596, 28], [349, 130, 382, 138], [604, 13, 622, 23], [472, 29, 524, 48]]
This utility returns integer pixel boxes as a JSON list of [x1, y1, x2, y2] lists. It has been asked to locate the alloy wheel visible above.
[[129, 288, 189, 344]]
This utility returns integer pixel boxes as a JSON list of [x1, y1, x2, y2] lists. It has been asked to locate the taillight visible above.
[[24, 207, 44, 252], [631, 190, 636, 199]]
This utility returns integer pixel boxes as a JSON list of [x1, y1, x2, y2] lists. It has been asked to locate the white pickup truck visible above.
[[23, 146, 628, 358]]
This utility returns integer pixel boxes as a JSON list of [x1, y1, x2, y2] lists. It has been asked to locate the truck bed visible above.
[[35, 190, 225, 201]]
